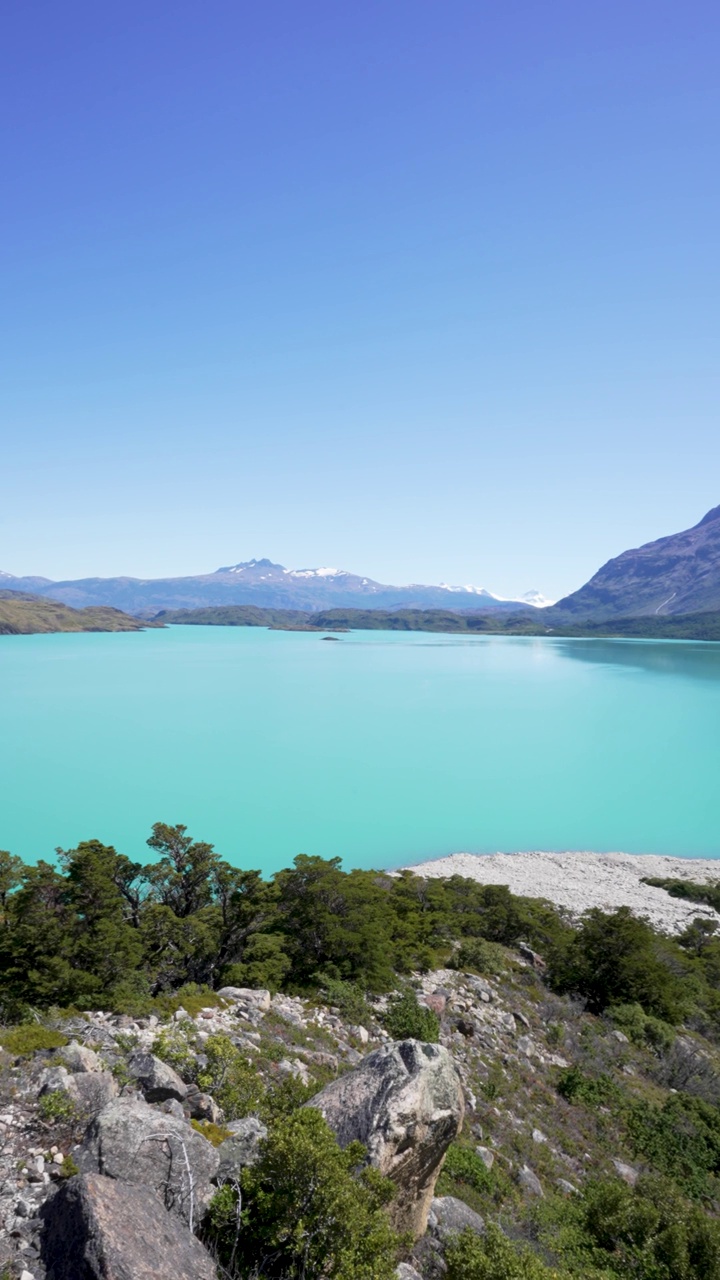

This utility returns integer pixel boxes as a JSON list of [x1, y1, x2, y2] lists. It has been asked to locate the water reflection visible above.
[[552, 637, 720, 680]]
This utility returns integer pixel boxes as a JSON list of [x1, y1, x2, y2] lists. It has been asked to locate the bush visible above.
[[556, 1067, 620, 1109], [626, 1094, 720, 1201], [152, 1021, 198, 1080], [196, 1033, 265, 1119], [449, 937, 506, 976], [221, 934, 291, 992], [439, 1143, 494, 1194], [0, 1024, 68, 1055], [319, 975, 372, 1025], [205, 1108, 401, 1279], [609, 1002, 675, 1052], [446, 1223, 568, 1280], [380, 991, 439, 1043], [38, 1089, 77, 1124], [580, 1175, 720, 1280]]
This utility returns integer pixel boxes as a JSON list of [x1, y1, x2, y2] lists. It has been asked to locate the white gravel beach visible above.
[[402, 852, 720, 934]]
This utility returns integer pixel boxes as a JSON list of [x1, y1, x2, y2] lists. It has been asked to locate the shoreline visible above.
[[400, 850, 720, 934]]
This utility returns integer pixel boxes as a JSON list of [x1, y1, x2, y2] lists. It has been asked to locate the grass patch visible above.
[[0, 1025, 69, 1055]]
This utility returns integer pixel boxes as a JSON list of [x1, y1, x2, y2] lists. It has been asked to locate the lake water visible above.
[[1, 626, 719, 873]]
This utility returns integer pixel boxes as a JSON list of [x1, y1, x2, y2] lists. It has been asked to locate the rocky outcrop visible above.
[[78, 1097, 219, 1227], [126, 1051, 188, 1103], [427, 1194, 485, 1242], [40, 1173, 217, 1280], [216, 1116, 267, 1182], [309, 1039, 464, 1238]]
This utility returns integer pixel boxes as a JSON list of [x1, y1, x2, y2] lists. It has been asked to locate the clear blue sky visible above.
[[2, 1, 718, 599]]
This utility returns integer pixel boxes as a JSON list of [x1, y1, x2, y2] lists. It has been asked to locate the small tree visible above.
[[207, 1108, 401, 1279]]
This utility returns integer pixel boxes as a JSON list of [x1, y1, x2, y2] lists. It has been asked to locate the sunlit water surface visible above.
[[1, 626, 719, 872]]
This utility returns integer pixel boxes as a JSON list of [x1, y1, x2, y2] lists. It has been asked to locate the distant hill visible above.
[[159, 603, 720, 640], [553, 504, 720, 619], [0, 559, 549, 615], [0, 591, 161, 635]]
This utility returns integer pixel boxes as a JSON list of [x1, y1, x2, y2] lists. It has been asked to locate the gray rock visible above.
[[217, 986, 271, 1012], [475, 1145, 494, 1170], [427, 1195, 485, 1241], [187, 1092, 224, 1125], [611, 1029, 629, 1044], [70, 1073, 119, 1115], [79, 1097, 219, 1226], [39, 1067, 117, 1115], [556, 1179, 579, 1195], [216, 1117, 268, 1182], [518, 942, 546, 971], [396, 1265, 424, 1280], [532, 1128, 547, 1144], [611, 1159, 639, 1186], [309, 1039, 464, 1238], [517, 1165, 544, 1197], [126, 1052, 188, 1103], [61, 1041, 102, 1073], [40, 1172, 217, 1280], [160, 1100, 186, 1121]]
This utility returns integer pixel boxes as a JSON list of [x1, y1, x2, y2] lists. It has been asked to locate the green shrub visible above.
[[380, 991, 439, 1043], [446, 1223, 568, 1280], [450, 938, 506, 976], [579, 1175, 720, 1280], [196, 1033, 265, 1119], [609, 1002, 675, 1052], [205, 1107, 401, 1279], [556, 1067, 620, 1109], [259, 1074, 318, 1123], [38, 1089, 77, 1124], [319, 975, 372, 1024], [0, 1025, 68, 1055], [152, 1021, 198, 1079], [153, 983, 224, 1019], [221, 934, 291, 992], [440, 1143, 494, 1194], [626, 1094, 720, 1201]]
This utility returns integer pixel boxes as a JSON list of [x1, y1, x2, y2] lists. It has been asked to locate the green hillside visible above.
[[159, 603, 720, 641], [0, 590, 161, 635]]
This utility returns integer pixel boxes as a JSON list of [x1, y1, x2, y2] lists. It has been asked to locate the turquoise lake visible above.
[[1, 626, 719, 873]]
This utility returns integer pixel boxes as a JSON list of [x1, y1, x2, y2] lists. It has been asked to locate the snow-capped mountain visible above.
[[0, 559, 549, 616]]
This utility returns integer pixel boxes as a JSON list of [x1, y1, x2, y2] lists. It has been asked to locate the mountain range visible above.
[[0, 560, 551, 615], [2, 503, 720, 621], [553, 503, 720, 619]]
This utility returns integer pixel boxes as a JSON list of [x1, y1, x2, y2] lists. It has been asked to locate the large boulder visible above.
[[217, 986, 271, 1012], [216, 1116, 268, 1182], [40, 1172, 217, 1280], [308, 1039, 464, 1238], [126, 1052, 188, 1103], [427, 1194, 485, 1242], [61, 1041, 103, 1073], [79, 1097, 219, 1227]]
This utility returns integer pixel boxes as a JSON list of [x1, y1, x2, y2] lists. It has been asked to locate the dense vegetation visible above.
[[1, 825, 719, 1033], [3, 828, 720, 1278], [158, 603, 720, 640], [0, 590, 159, 635]]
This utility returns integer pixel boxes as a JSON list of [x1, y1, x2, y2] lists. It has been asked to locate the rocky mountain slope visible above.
[[2, 941, 719, 1280], [553, 504, 720, 618], [0, 560, 545, 616], [0, 592, 161, 635]]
